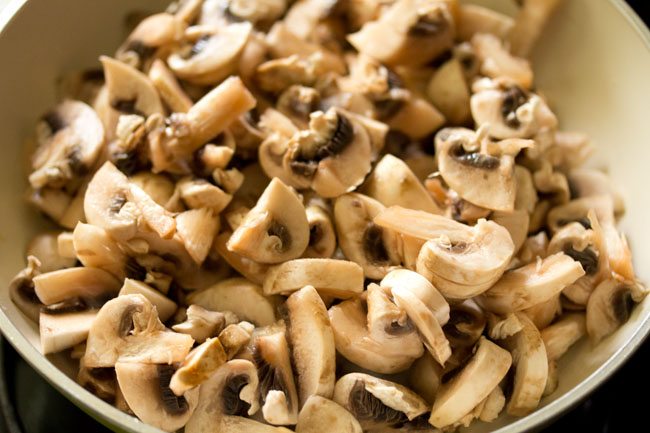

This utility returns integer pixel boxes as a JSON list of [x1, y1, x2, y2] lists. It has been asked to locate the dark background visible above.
[[1, 1, 649, 432]]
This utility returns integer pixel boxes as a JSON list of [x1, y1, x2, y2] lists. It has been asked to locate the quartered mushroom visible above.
[[470, 78, 557, 140], [29, 100, 104, 190], [541, 313, 586, 360], [282, 108, 373, 198], [286, 286, 336, 406], [84, 294, 194, 368], [115, 362, 199, 432], [303, 201, 337, 258], [227, 178, 310, 264], [499, 313, 548, 416], [334, 193, 401, 280], [72, 223, 128, 280], [426, 56, 471, 125], [172, 304, 227, 343], [118, 278, 177, 322], [9, 256, 43, 322], [187, 277, 279, 327], [169, 337, 228, 396], [586, 278, 648, 344], [212, 232, 271, 285], [408, 352, 443, 404], [523, 294, 562, 329], [478, 252, 586, 314], [471, 33, 533, 89], [168, 22, 253, 85], [443, 299, 487, 350], [429, 337, 512, 429], [348, 0, 455, 67], [296, 395, 362, 433], [185, 359, 292, 433], [374, 206, 514, 299], [26, 231, 76, 273], [77, 356, 117, 403], [251, 323, 300, 425], [175, 207, 220, 264], [263, 258, 364, 299]]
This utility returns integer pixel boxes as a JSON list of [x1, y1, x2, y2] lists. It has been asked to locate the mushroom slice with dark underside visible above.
[[115, 362, 199, 432], [303, 202, 336, 258], [287, 286, 336, 406], [9, 256, 43, 322], [429, 337, 512, 429], [29, 100, 104, 190], [443, 299, 486, 350], [84, 294, 194, 368], [586, 277, 648, 344], [334, 193, 401, 280], [332, 373, 429, 431], [435, 127, 531, 212], [33, 266, 120, 306], [252, 324, 300, 425], [168, 22, 252, 85], [374, 206, 514, 299], [263, 258, 364, 299], [296, 395, 362, 433], [185, 359, 293, 433], [282, 108, 373, 198], [478, 252, 585, 314], [227, 178, 309, 264]]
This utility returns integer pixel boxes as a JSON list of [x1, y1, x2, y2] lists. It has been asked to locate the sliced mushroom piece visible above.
[[148, 59, 193, 113], [255, 53, 335, 95], [119, 278, 177, 322], [283, 108, 373, 198], [9, 256, 43, 322], [509, 0, 564, 57], [478, 252, 586, 314], [515, 165, 538, 214], [72, 223, 127, 280], [296, 395, 362, 433], [172, 304, 227, 343], [523, 294, 561, 330], [213, 231, 270, 285], [168, 22, 252, 85], [375, 206, 514, 299], [328, 296, 422, 374], [40, 309, 98, 354], [84, 294, 194, 368], [29, 100, 104, 190], [363, 154, 442, 214], [175, 208, 220, 264], [408, 352, 443, 404], [491, 209, 530, 253], [518, 231, 549, 265], [457, 4, 514, 41], [303, 203, 336, 258], [568, 168, 625, 217], [533, 160, 570, 205], [100, 56, 164, 140], [276, 85, 321, 128], [443, 299, 486, 349], [470, 79, 557, 140], [499, 313, 548, 416], [586, 278, 648, 344], [170, 337, 228, 396], [386, 95, 446, 141], [252, 324, 300, 425], [227, 178, 309, 264], [287, 286, 335, 407], [486, 312, 524, 340], [426, 57, 471, 125], [115, 362, 199, 432], [116, 12, 185, 68], [334, 193, 401, 279], [219, 322, 254, 358], [26, 232, 76, 272], [33, 266, 120, 306], [185, 359, 293, 433], [429, 337, 512, 429], [541, 313, 586, 360], [177, 177, 233, 213], [546, 195, 615, 234], [77, 356, 117, 402], [435, 127, 527, 212], [348, 0, 455, 67], [471, 33, 533, 89], [187, 277, 279, 327], [26, 187, 72, 223], [263, 259, 364, 299], [333, 373, 429, 430]]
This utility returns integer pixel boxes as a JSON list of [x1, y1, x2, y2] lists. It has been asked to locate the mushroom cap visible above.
[[33, 266, 121, 306], [187, 277, 279, 327], [29, 100, 104, 190], [286, 286, 336, 406], [168, 22, 253, 85], [296, 395, 362, 433], [263, 258, 364, 299], [501, 313, 548, 417], [84, 294, 194, 368], [436, 127, 519, 212], [363, 154, 442, 214], [115, 362, 199, 432], [334, 193, 401, 280], [478, 252, 586, 314], [332, 373, 429, 430], [228, 178, 310, 264], [586, 278, 647, 344], [328, 297, 422, 374], [429, 337, 512, 429]]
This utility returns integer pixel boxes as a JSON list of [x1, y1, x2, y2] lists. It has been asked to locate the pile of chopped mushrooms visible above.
[[9, 0, 648, 431]]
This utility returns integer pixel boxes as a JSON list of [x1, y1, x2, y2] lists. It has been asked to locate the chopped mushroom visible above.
[[296, 395, 362, 433], [509, 0, 564, 57], [119, 278, 178, 322], [9, 256, 43, 322], [172, 304, 227, 343], [541, 313, 586, 360], [169, 337, 228, 395]]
